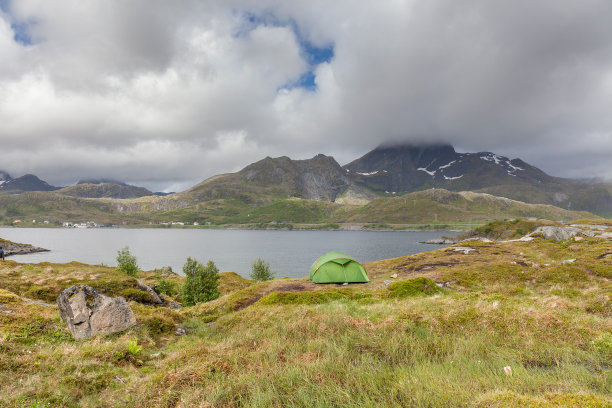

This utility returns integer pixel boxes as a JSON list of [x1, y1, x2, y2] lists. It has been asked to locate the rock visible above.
[[390, 273, 398, 279], [452, 247, 475, 254], [167, 301, 182, 310], [1, 240, 50, 257], [562, 259, 576, 264], [57, 285, 136, 339], [570, 224, 610, 231], [383, 280, 393, 286], [532, 226, 581, 241], [421, 238, 457, 245], [158, 266, 175, 275], [175, 327, 186, 335], [136, 280, 163, 304]]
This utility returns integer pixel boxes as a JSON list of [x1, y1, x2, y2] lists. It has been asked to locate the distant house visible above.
[[193, 222, 199, 226]]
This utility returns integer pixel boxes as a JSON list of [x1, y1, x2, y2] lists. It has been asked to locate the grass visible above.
[[0, 221, 611, 407]]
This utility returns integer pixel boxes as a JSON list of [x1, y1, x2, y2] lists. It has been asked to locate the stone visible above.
[[421, 238, 457, 245], [562, 259, 577, 264], [158, 266, 175, 275], [452, 246, 475, 254], [532, 226, 581, 242], [136, 280, 163, 304], [175, 327, 186, 335], [167, 301, 182, 310], [390, 273, 398, 279], [57, 285, 136, 339]]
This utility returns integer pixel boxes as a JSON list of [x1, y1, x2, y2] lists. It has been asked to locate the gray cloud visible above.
[[1, 0, 611, 191]]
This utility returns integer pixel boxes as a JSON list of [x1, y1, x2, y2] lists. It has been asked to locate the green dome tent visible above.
[[309, 251, 370, 283]]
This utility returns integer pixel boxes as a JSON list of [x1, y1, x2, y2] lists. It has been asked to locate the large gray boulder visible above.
[[57, 285, 136, 339], [533, 226, 582, 241]]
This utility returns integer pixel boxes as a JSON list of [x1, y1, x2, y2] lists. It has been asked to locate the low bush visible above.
[[250, 258, 275, 281], [116, 246, 139, 277], [387, 277, 444, 298], [120, 288, 156, 304]]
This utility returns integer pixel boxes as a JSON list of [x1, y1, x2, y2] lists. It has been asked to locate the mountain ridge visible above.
[[1, 142, 611, 219]]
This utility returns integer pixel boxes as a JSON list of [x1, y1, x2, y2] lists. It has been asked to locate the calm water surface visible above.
[[0, 228, 454, 278]]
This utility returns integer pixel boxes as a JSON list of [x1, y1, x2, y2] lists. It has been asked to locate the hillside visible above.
[[0, 222, 610, 406], [58, 182, 154, 199], [0, 144, 610, 225], [0, 187, 598, 227]]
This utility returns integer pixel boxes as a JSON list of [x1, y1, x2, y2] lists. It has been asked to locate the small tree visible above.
[[181, 257, 220, 306], [250, 258, 275, 281], [116, 246, 138, 277]]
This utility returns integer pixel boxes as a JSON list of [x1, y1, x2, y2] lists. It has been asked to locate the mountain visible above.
[[0, 144, 609, 224], [344, 143, 553, 193], [343, 143, 612, 216], [58, 182, 154, 199], [0, 171, 11, 188], [0, 174, 59, 193], [77, 178, 128, 186], [184, 154, 351, 203]]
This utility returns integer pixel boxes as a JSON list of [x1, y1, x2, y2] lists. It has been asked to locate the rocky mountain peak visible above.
[[0, 174, 59, 192]]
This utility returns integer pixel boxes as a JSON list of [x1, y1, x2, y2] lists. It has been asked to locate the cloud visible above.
[[1, 0, 612, 190]]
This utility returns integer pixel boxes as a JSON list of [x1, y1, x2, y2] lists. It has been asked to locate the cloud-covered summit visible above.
[[1, 0, 611, 191]]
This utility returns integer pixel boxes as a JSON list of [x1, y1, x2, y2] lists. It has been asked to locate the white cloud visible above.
[[0, 0, 611, 189]]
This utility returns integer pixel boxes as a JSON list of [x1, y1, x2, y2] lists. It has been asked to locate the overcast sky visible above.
[[1, 0, 612, 191]]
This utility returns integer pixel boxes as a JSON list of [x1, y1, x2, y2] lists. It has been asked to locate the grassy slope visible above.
[[0, 187, 601, 227], [0, 222, 611, 407]]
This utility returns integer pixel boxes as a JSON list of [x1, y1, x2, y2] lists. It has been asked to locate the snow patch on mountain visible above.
[[480, 153, 524, 176]]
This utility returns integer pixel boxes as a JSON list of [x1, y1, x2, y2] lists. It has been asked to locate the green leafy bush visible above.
[[250, 258, 275, 281], [126, 339, 142, 357], [116, 246, 139, 277], [387, 277, 444, 298], [181, 258, 220, 306], [155, 277, 179, 296]]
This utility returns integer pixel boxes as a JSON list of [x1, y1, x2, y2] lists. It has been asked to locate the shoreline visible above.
[[0, 223, 475, 233]]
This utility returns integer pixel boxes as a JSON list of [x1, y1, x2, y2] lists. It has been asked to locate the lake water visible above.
[[0, 228, 454, 278]]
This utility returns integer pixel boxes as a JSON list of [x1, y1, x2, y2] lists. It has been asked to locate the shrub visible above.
[[250, 258, 275, 281], [120, 288, 156, 304], [181, 258, 220, 306], [155, 277, 179, 297], [387, 277, 444, 298], [116, 246, 138, 277], [126, 339, 142, 357]]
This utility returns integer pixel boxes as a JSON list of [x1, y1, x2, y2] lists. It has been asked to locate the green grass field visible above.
[[0, 221, 610, 407]]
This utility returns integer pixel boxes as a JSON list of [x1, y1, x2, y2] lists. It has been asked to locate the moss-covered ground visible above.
[[0, 223, 610, 407]]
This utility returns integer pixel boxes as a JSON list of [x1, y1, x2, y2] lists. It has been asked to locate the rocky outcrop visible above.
[[532, 226, 582, 241], [0, 239, 49, 256], [136, 280, 163, 304], [57, 285, 136, 339]]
